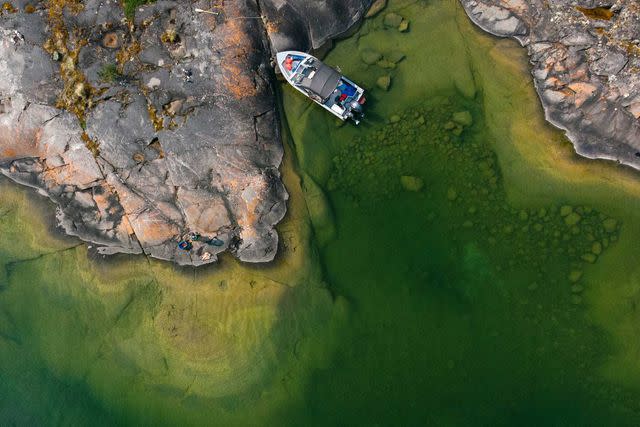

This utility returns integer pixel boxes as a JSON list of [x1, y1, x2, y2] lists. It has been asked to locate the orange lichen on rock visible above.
[[226, 175, 266, 239], [105, 174, 178, 246], [568, 82, 598, 107], [216, 16, 258, 99], [0, 124, 41, 160], [1, 148, 16, 157], [129, 210, 180, 246], [91, 183, 137, 238], [499, 0, 528, 14], [115, 40, 141, 71], [2, 2, 17, 13], [179, 189, 232, 235], [575, 6, 615, 20], [42, 162, 101, 189]]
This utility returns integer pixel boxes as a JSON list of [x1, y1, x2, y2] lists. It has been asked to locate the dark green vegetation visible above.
[[121, 0, 154, 18], [97, 63, 121, 83]]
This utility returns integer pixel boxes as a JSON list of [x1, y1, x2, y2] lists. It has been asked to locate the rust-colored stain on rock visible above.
[[575, 6, 615, 20]]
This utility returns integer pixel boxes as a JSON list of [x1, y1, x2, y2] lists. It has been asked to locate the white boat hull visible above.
[[276, 51, 366, 124]]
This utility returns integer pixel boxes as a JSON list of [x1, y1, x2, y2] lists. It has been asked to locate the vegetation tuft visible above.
[[122, 0, 155, 19], [98, 63, 121, 83]]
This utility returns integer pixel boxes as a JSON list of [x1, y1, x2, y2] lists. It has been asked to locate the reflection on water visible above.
[[3, 0, 640, 425]]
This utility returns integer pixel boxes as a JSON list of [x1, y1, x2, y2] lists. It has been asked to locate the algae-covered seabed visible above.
[[3, 0, 640, 425]]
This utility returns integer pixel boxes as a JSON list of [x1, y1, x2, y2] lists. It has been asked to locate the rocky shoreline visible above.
[[0, 0, 370, 266], [458, 0, 640, 168], [2, 0, 637, 266]]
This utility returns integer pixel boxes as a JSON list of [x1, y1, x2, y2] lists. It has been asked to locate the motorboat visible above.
[[276, 51, 366, 124]]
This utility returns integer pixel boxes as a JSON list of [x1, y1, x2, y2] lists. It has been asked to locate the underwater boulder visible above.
[[377, 75, 392, 90], [602, 218, 618, 232], [560, 205, 573, 216], [387, 51, 406, 64], [301, 173, 336, 247], [444, 121, 456, 130], [452, 111, 473, 127], [447, 187, 458, 201], [564, 212, 582, 226], [377, 59, 397, 69], [361, 48, 383, 65], [383, 12, 403, 28], [400, 175, 424, 192], [366, 0, 387, 17], [569, 270, 583, 283]]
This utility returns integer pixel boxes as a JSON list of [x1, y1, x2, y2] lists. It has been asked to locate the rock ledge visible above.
[[459, 0, 640, 168]]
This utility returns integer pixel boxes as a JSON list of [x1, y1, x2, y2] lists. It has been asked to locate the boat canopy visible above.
[[297, 62, 341, 100]]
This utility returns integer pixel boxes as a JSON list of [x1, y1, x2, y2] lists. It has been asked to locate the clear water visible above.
[[3, 0, 640, 425]]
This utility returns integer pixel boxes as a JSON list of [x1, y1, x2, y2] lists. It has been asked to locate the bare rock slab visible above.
[[459, 0, 640, 170]]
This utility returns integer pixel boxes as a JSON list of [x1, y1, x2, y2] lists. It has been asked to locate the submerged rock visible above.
[[452, 111, 473, 127], [564, 212, 582, 227], [377, 59, 397, 69], [383, 12, 404, 28], [387, 51, 406, 64], [366, 0, 387, 17], [361, 47, 383, 65], [377, 74, 392, 91], [398, 19, 410, 32], [400, 175, 424, 191], [569, 270, 583, 283], [603, 218, 618, 232], [560, 205, 573, 217], [302, 173, 336, 246]]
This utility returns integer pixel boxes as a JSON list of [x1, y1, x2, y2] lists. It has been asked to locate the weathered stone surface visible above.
[[260, 0, 372, 52], [459, 0, 640, 170], [0, 0, 370, 266]]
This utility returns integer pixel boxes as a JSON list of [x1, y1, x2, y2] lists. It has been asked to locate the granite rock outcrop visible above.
[[459, 0, 640, 168], [0, 0, 370, 265]]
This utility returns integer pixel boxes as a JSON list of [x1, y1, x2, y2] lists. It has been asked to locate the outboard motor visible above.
[[349, 99, 364, 124], [350, 100, 364, 113]]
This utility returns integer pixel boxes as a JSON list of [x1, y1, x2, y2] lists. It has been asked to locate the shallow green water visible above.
[[4, 0, 640, 425]]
